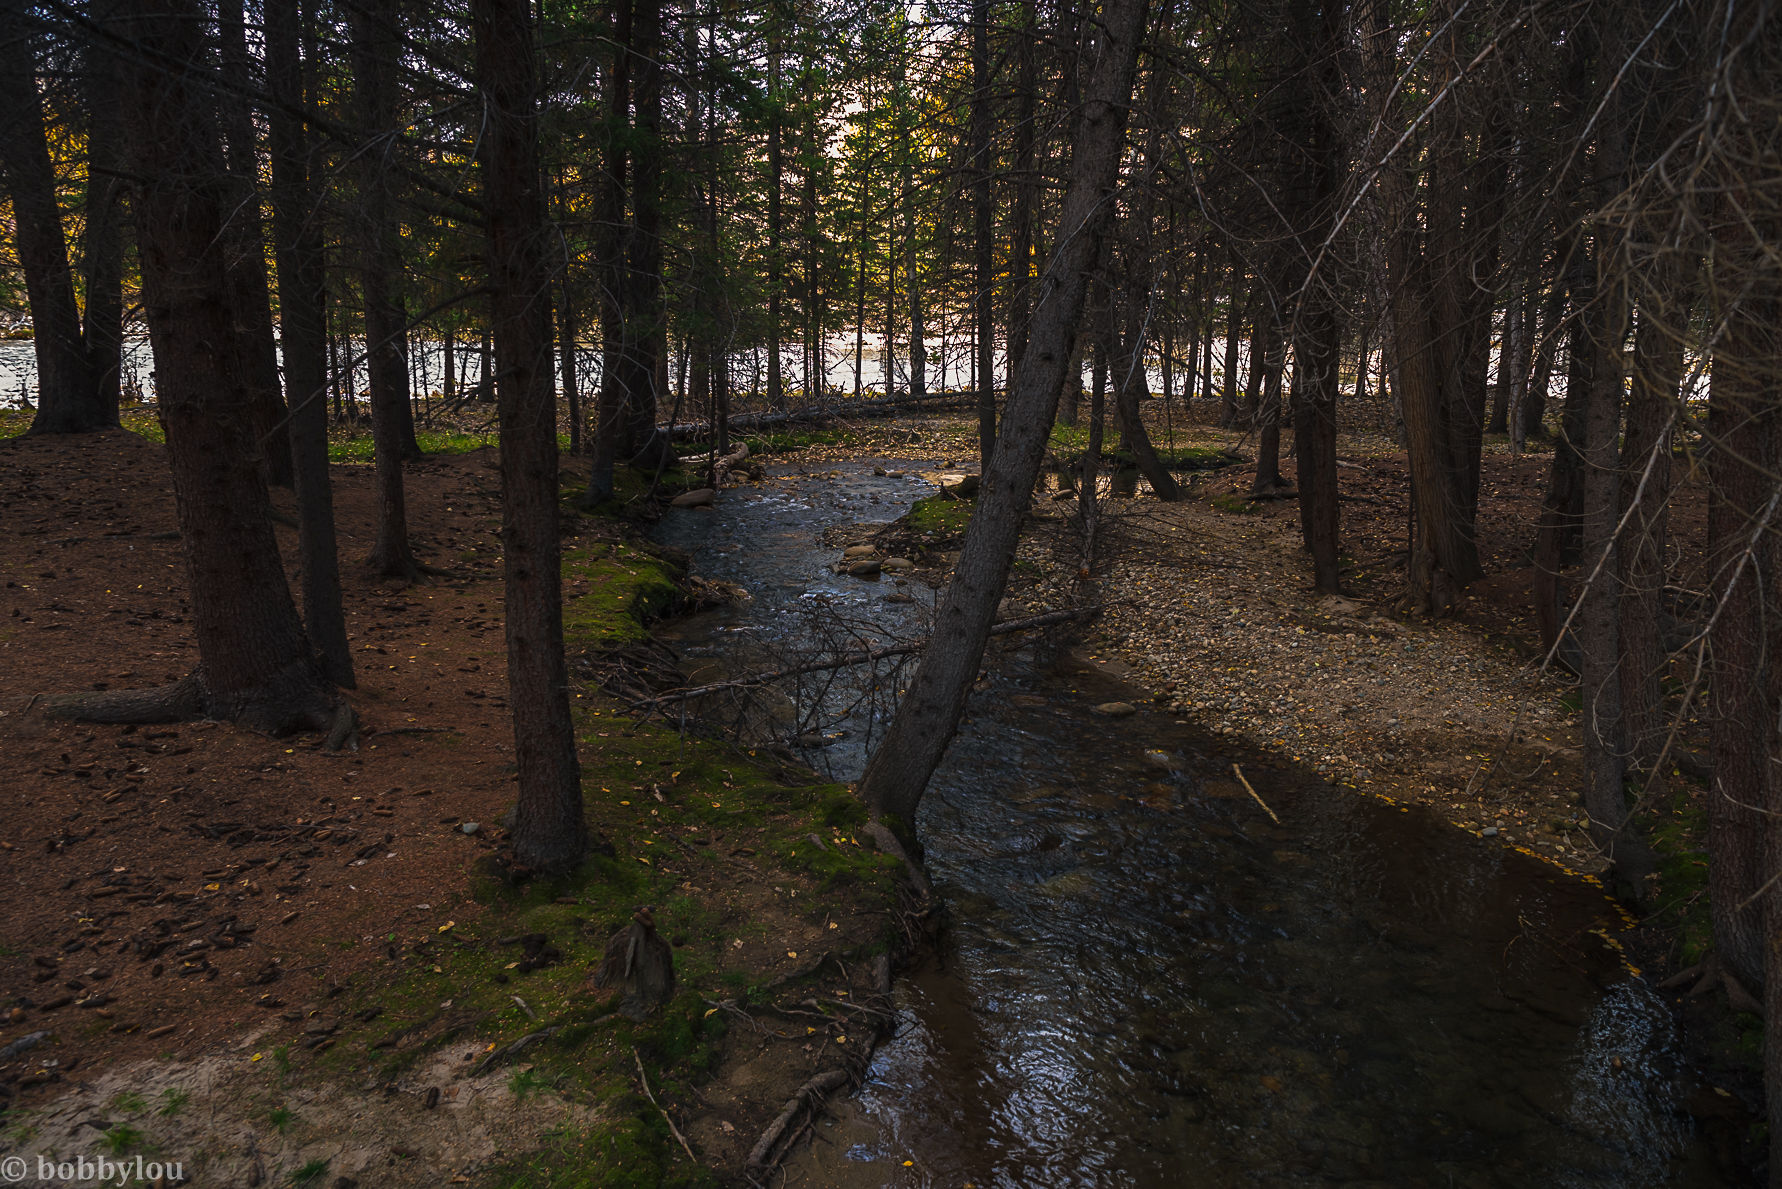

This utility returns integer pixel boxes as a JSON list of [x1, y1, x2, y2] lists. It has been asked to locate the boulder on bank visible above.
[[671, 487, 716, 508]]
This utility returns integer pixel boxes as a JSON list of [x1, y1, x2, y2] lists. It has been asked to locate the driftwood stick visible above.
[[631, 605, 1109, 709], [634, 1047, 698, 1165], [745, 1067, 851, 1170], [1232, 763, 1281, 825]]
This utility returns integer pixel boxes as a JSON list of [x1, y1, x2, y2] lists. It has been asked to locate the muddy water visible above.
[[655, 460, 1742, 1188]]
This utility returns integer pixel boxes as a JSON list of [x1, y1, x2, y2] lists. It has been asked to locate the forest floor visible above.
[[0, 401, 1737, 1186], [0, 420, 926, 1188]]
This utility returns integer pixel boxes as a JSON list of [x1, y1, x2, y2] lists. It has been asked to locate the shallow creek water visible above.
[[654, 459, 1741, 1188]]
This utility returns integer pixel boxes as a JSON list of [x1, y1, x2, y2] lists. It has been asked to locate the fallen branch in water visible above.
[[629, 604, 1111, 709], [1232, 763, 1281, 825]]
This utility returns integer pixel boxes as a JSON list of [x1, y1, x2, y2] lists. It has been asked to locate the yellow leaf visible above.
[[438, 921, 455, 932]]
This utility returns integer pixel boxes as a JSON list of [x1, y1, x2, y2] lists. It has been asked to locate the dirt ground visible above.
[[0, 427, 921, 1187], [0, 408, 1718, 1184]]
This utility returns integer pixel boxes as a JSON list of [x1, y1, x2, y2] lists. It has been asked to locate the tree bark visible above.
[[0, 15, 111, 435], [970, 0, 996, 469], [473, 0, 590, 876], [79, 3, 125, 419], [1250, 300, 1285, 493], [217, 0, 294, 488], [766, 24, 784, 409], [585, 0, 633, 505], [350, 0, 420, 579], [267, 0, 354, 688], [857, 0, 1149, 836], [59, 0, 337, 734]]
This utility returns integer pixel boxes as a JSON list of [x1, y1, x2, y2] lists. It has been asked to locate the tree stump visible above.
[[590, 906, 674, 1021]]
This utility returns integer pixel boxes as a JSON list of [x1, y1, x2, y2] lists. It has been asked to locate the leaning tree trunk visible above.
[[47, 0, 337, 735], [473, 0, 589, 876], [856, 0, 1150, 839], [0, 17, 109, 435], [267, 0, 354, 688]]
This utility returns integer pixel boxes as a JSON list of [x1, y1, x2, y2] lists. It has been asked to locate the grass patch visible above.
[[290, 1158, 329, 1186], [1209, 492, 1258, 514], [156, 1088, 189, 1117], [107, 1091, 147, 1115], [99, 1124, 145, 1155], [486, 1107, 716, 1189], [270, 1105, 296, 1134], [326, 427, 573, 462]]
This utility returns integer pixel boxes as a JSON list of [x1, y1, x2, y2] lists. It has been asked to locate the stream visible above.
[[653, 458, 1745, 1188]]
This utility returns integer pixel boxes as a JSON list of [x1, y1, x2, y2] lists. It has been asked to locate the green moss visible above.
[[1650, 783, 1712, 964], [562, 544, 685, 650], [1116, 444, 1230, 470], [326, 428, 572, 463], [486, 1105, 716, 1189], [907, 493, 973, 536], [1209, 492, 1258, 515]]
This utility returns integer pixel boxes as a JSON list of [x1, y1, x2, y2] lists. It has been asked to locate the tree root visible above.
[[43, 665, 350, 743], [1656, 951, 1764, 1015], [744, 1067, 851, 1173], [43, 676, 204, 724]]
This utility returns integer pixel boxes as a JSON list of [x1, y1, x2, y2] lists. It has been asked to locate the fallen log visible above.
[[664, 390, 977, 441], [629, 604, 1109, 709]]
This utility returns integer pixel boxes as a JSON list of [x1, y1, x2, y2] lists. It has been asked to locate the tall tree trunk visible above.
[[1251, 301, 1285, 493], [857, 0, 1150, 836], [970, 0, 996, 468], [1573, 65, 1649, 886], [266, 0, 354, 688], [585, 0, 632, 506], [1288, 0, 1346, 594], [80, 4, 125, 419], [473, 0, 589, 876], [1493, 289, 1523, 437], [1006, 0, 1038, 384], [56, 0, 336, 733], [0, 17, 109, 434], [350, 0, 420, 578], [1532, 252, 1594, 653], [766, 27, 784, 408], [619, 0, 664, 459], [560, 277, 582, 455], [217, 0, 294, 488], [1523, 276, 1564, 444], [1618, 256, 1693, 775]]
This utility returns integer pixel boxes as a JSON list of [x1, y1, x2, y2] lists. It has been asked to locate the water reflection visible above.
[[653, 459, 1742, 1188]]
